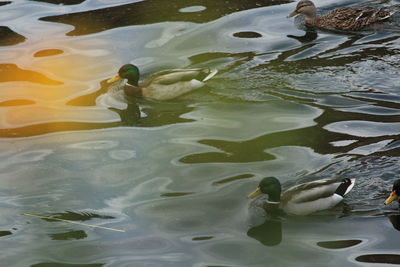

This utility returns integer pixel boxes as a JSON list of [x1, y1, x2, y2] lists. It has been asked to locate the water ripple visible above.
[[1, 0, 400, 266], [325, 121, 400, 137], [67, 140, 119, 150]]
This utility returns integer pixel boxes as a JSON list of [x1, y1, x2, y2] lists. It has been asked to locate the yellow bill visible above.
[[107, 74, 121, 84], [384, 191, 398, 205], [248, 187, 262, 199]]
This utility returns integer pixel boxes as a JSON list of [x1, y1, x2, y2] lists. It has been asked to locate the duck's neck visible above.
[[124, 83, 143, 97], [263, 201, 281, 214], [304, 15, 318, 26], [267, 191, 281, 203], [127, 77, 139, 87]]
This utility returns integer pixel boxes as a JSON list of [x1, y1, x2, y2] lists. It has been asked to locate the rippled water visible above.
[[1, 0, 400, 265]]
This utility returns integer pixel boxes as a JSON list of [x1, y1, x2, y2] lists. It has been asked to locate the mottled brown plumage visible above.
[[315, 7, 392, 30], [288, 0, 395, 31]]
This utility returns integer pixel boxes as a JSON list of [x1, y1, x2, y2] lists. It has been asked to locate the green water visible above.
[[1, 0, 400, 266]]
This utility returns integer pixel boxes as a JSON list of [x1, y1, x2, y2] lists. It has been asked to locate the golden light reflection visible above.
[[0, 63, 62, 85], [0, 37, 117, 137]]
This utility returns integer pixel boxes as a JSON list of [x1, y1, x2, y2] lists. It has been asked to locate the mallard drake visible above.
[[248, 176, 355, 216], [107, 64, 218, 101], [384, 179, 400, 205], [287, 0, 396, 31]]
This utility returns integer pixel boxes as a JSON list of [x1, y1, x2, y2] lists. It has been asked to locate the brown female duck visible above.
[[288, 0, 396, 31]]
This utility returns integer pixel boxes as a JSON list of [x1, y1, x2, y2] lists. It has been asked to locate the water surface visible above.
[[1, 0, 400, 266]]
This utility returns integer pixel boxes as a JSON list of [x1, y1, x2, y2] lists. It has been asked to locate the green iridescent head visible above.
[[248, 177, 282, 202], [107, 64, 140, 86]]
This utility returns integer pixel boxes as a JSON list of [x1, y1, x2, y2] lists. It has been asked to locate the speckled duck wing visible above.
[[317, 7, 393, 31], [281, 178, 354, 216]]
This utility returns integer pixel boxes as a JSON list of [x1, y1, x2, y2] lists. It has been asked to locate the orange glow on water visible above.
[[0, 38, 118, 136]]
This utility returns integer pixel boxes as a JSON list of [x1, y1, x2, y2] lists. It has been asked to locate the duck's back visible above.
[[281, 178, 354, 215], [142, 80, 204, 100], [316, 7, 392, 30], [141, 68, 214, 100]]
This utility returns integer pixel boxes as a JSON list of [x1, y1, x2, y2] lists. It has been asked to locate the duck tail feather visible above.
[[344, 178, 356, 195], [335, 178, 355, 197], [202, 69, 218, 82]]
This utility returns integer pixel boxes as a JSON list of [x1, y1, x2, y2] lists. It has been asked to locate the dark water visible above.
[[1, 0, 400, 266]]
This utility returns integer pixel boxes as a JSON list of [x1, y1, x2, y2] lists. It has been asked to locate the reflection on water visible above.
[[0, 231, 12, 237], [317, 239, 362, 249], [287, 29, 318, 42], [192, 236, 214, 241], [40, 0, 292, 35], [34, 49, 64, 58], [247, 219, 282, 246], [233, 31, 263, 38], [49, 230, 87, 240], [31, 263, 103, 267], [0, 26, 25, 46], [0, 99, 35, 106], [213, 174, 254, 185], [389, 214, 400, 230], [31, 0, 86, 4], [0, 64, 61, 84], [161, 192, 194, 197], [356, 254, 400, 264], [42, 211, 115, 222], [1, 0, 400, 265]]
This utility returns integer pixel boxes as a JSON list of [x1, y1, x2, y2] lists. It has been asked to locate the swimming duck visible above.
[[248, 176, 355, 216], [287, 0, 396, 31], [384, 179, 400, 205], [107, 64, 218, 101]]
